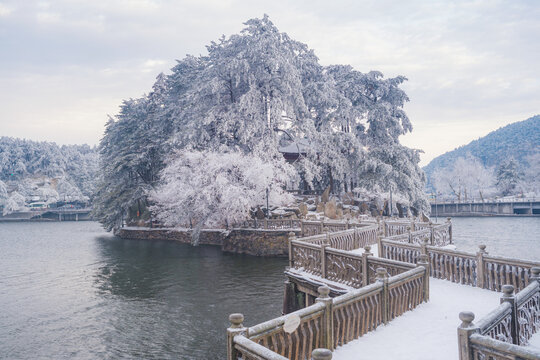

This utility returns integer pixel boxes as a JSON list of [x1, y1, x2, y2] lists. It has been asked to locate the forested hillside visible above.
[[94, 16, 429, 232], [424, 115, 540, 200], [0, 137, 99, 213], [424, 115, 540, 181]]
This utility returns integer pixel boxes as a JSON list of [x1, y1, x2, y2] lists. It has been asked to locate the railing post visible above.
[[407, 226, 412, 244], [321, 244, 328, 279], [530, 267, 540, 284], [457, 311, 479, 360], [501, 284, 519, 345], [320, 220, 324, 235], [227, 313, 247, 360], [429, 222, 434, 245], [301, 220, 305, 237], [362, 245, 373, 286], [264, 218, 268, 229], [417, 254, 430, 302], [447, 217, 452, 243], [410, 218, 415, 232], [382, 218, 387, 237], [376, 268, 389, 324], [315, 286, 334, 351], [421, 238, 428, 257], [346, 219, 350, 230], [288, 232, 296, 269], [283, 280, 299, 315], [377, 235, 383, 259], [476, 245, 487, 289], [311, 348, 332, 360]]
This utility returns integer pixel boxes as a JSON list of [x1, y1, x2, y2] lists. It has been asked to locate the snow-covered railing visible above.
[[234, 218, 303, 230], [232, 218, 372, 237], [289, 233, 416, 288], [227, 265, 429, 360], [380, 239, 540, 292], [381, 219, 452, 247], [295, 225, 379, 251], [457, 268, 540, 360]]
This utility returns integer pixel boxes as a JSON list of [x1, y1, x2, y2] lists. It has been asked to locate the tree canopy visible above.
[[94, 16, 428, 231]]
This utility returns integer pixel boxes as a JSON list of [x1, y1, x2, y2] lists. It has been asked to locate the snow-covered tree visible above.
[[432, 155, 495, 201], [0, 180, 8, 209], [3, 191, 26, 215], [94, 15, 429, 230], [0, 137, 98, 202], [520, 152, 540, 196], [496, 157, 523, 196], [150, 150, 295, 244]]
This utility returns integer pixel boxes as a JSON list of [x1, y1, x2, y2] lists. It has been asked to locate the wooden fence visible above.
[[457, 268, 540, 360], [233, 218, 374, 238], [379, 238, 540, 292], [292, 225, 379, 251], [228, 265, 429, 360], [382, 220, 452, 247], [289, 232, 414, 289]]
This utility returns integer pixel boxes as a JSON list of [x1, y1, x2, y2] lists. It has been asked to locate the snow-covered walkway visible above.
[[332, 279, 501, 360]]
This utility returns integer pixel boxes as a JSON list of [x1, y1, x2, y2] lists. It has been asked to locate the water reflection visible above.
[[0, 222, 286, 359], [92, 235, 287, 359]]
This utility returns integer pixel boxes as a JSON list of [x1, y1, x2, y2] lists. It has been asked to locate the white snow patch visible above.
[[528, 332, 540, 351], [332, 278, 501, 360], [349, 246, 379, 257], [287, 268, 355, 292]]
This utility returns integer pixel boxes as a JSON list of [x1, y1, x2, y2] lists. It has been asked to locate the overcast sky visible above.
[[0, 0, 538, 165]]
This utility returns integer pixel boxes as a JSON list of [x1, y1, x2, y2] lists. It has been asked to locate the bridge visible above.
[[33, 208, 92, 221], [226, 218, 540, 360], [431, 199, 540, 217]]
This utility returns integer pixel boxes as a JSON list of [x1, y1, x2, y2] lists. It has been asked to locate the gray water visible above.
[[441, 217, 540, 261], [0, 218, 538, 359], [0, 222, 286, 360]]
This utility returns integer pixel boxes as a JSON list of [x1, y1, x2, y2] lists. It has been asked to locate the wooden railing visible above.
[[289, 233, 415, 288], [233, 218, 374, 238], [457, 268, 540, 360], [290, 225, 379, 252], [228, 265, 429, 360], [235, 219, 303, 230], [380, 239, 540, 292], [382, 219, 452, 246]]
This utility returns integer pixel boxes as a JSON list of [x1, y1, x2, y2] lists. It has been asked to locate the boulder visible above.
[[298, 202, 308, 217], [321, 186, 331, 203], [324, 199, 337, 219], [256, 207, 266, 219]]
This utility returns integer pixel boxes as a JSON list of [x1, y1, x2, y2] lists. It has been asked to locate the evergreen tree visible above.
[[496, 157, 523, 196], [94, 16, 429, 230]]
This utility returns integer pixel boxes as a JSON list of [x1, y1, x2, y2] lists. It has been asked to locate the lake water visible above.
[[0, 222, 286, 359], [439, 217, 540, 261], [0, 218, 538, 359]]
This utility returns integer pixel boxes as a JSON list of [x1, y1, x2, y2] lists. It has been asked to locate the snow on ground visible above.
[[528, 332, 540, 351], [333, 279, 501, 360]]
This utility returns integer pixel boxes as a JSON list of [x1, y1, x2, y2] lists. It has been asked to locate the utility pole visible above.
[[389, 186, 393, 217], [266, 188, 269, 219]]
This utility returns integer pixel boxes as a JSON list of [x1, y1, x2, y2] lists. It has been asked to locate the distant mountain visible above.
[[424, 115, 540, 185]]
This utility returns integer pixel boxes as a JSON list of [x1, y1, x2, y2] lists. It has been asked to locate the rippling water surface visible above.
[[0, 222, 286, 359], [442, 217, 540, 260], [1, 218, 539, 359]]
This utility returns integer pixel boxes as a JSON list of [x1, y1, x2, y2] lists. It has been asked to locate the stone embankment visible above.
[[115, 227, 301, 257]]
